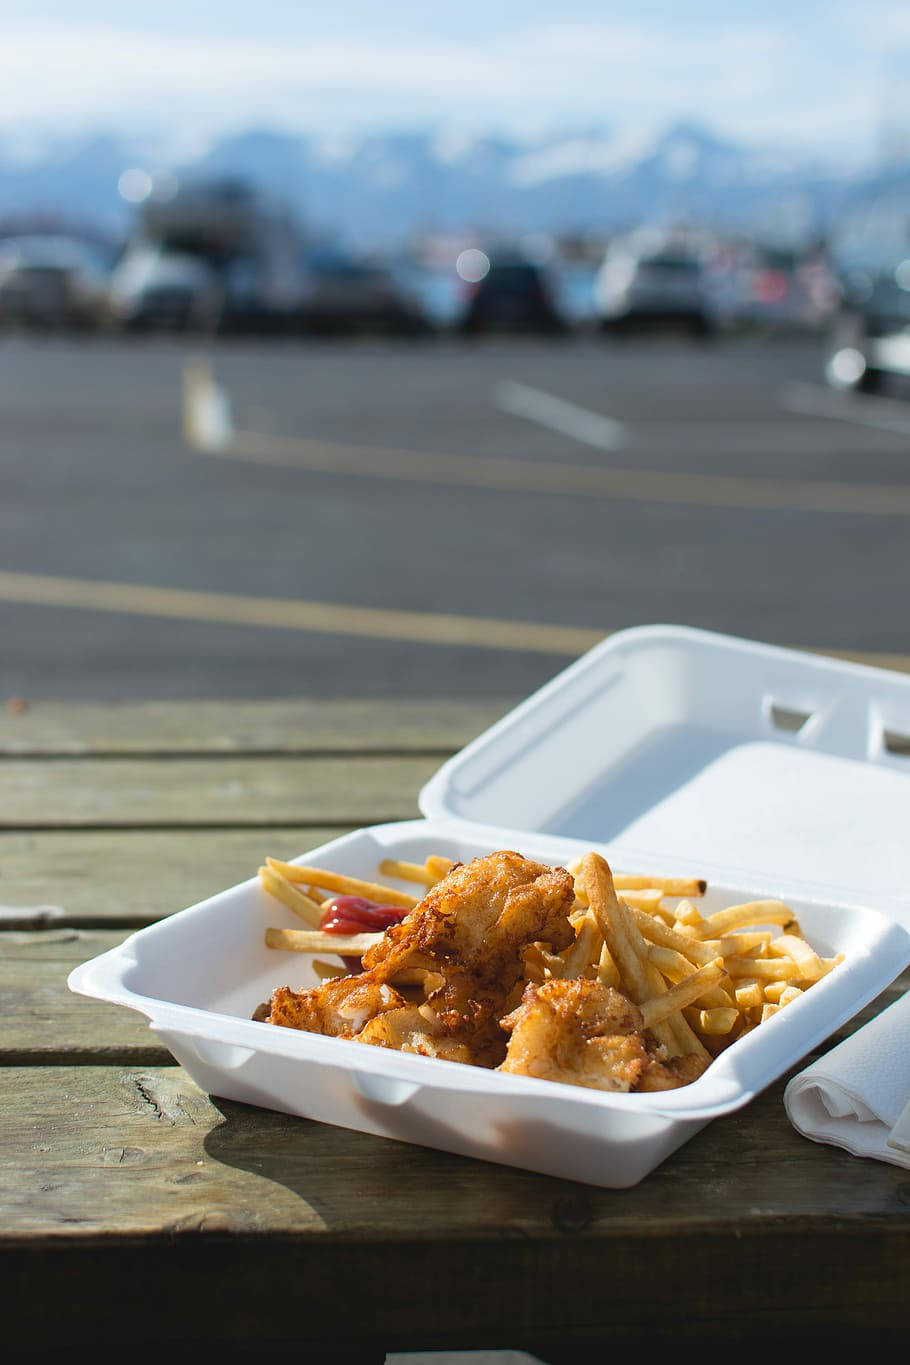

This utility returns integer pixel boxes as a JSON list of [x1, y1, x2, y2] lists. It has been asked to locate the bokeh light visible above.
[[117, 168, 152, 203], [455, 248, 490, 283]]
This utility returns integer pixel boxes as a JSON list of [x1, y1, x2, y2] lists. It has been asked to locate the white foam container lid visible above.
[[70, 626, 910, 1187]]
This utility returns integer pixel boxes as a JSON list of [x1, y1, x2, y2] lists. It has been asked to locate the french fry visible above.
[[614, 875, 707, 897], [639, 958, 725, 1030], [559, 911, 602, 979], [734, 978, 764, 1010], [684, 1005, 739, 1035], [311, 958, 347, 980], [573, 880, 664, 913], [725, 955, 799, 981], [702, 932, 773, 957], [618, 889, 666, 911], [596, 941, 621, 988], [425, 855, 456, 881], [378, 858, 436, 887], [265, 859, 418, 909], [673, 898, 704, 929], [628, 907, 720, 965], [668, 1008, 714, 1059], [691, 900, 795, 940], [767, 933, 824, 982], [584, 852, 701, 1058], [645, 944, 734, 1007], [764, 980, 805, 1005], [265, 926, 381, 955], [258, 865, 323, 926]]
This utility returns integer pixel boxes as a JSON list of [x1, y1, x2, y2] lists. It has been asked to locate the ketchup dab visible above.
[[319, 895, 409, 975], [320, 894, 409, 936]]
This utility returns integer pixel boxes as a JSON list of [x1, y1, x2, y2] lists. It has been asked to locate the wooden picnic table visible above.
[[1, 694, 908, 1358]]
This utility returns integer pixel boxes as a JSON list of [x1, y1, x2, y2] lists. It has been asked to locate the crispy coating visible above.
[[267, 975, 408, 1037], [265, 851, 576, 1066], [362, 850, 575, 974], [499, 977, 650, 1091], [499, 976, 709, 1093]]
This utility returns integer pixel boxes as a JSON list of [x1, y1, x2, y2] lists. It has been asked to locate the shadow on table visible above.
[[202, 1095, 617, 1359], [202, 1091, 609, 1229]]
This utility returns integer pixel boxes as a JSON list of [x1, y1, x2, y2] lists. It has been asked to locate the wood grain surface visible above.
[[0, 827, 354, 924], [0, 698, 510, 754], [0, 754, 439, 826]]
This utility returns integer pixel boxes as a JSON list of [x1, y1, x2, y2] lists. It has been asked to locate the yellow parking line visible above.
[[182, 360, 910, 516], [0, 569, 908, 671], [0, 570, 601, 656], [207, 429, 910, 517]]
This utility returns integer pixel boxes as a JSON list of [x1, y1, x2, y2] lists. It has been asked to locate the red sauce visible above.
[[320, 895, 409, 974], [320, 894, 409, 937]]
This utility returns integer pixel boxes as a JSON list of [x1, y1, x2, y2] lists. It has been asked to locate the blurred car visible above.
[[455, 249, 566, 334], [297, 250, 429, 334], [824, 260, 910, 393], [0, 235, 113, 329], [716, 246, 839, 332], [595, 240, 713, 335], [108, 245, 223, 331], [112, 178, 307, 333]]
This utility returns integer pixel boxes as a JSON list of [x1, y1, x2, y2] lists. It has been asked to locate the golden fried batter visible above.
[[499, 976, 710, 1093], [265, 850, 576, 1067], [499, 977, 650, 1091]]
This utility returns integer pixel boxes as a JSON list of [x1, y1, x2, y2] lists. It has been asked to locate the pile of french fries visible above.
[[258, 850, 843, 1064]]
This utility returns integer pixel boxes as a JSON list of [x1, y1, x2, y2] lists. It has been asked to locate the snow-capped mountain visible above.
[[0, 120, 886, 248]]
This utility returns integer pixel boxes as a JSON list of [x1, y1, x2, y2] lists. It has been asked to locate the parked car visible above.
[[456, 249, 566, 334], [297, 250, 429, 334], [108, 245, 223, 331], [824, 260, 910, 392], [713, 245, 839, 333], [111, 178, 307, 333], [0, 234, 113, 329], [595, 238, 713, 335]]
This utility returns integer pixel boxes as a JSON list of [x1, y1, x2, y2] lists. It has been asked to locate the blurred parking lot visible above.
[[2, 330, 909, 701]]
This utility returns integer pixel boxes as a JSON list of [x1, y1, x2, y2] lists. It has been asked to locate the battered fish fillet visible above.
[[499, 977, 710, 1093], [264, 850, 577, 1067]]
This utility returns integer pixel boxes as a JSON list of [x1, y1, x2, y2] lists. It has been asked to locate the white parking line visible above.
[[779, 382, 910, 438], [494, 380, 627, 450]]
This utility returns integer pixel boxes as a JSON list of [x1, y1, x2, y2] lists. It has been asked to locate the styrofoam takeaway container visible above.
[[69, 627, 910, 1187]]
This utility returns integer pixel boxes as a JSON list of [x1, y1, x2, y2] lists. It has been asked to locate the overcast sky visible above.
[[3, 1, 910, 157]]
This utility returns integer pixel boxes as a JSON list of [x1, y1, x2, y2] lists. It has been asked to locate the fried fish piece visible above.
[[264, 850, 576, 1066], [266, 974, 408, 1037], [498, 976, 709, 1093], [362, 849, 575, 976], [499, 976, 650, 1091]]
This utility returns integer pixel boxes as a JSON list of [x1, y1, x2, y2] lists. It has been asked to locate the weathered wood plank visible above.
[[0, 755, 438, 827], [0, 827, 354, 925], [0, 698, 510, 755], [1, 1066, 907, 1346], [0, 931, 174, 1063], [3, 1061, 906, 1235]]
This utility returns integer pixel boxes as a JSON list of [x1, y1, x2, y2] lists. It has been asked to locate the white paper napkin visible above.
[[784, 990, 910, 1169]]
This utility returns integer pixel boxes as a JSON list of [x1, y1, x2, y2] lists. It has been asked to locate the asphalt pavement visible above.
[[2, 330, 909, 700]]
